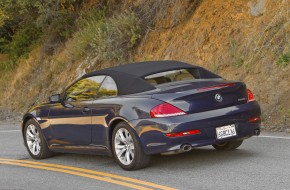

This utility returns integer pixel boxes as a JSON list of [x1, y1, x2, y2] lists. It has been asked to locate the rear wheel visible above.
[[112, 122, 151, 170], [24, 119, 54, 159], [212, 140, 243, 150]]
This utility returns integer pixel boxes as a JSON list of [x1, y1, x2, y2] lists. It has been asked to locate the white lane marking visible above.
[[0, 130, 20, 133], [257, 135, 290, 140]]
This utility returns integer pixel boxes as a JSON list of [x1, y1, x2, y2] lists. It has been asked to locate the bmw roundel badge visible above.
[[215, 93, 223, 102]]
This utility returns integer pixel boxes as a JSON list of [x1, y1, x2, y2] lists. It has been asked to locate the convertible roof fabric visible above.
[[82, 60, 220, 95]]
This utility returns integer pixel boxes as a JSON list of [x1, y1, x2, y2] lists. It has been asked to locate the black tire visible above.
[[112, 122, 151, 170], [24, 119, 54, 159], [212, 140, 243, 150]]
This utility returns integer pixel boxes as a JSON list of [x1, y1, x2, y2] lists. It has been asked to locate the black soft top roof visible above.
[[82, 60, 220, 95]]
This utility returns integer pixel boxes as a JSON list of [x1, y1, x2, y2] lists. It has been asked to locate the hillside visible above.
[[0, 0, 289, 132]]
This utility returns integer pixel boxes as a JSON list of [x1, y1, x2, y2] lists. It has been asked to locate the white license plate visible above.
[[216, 124, 237, 140]]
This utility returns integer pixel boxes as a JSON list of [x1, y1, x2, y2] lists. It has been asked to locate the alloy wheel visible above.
[[26, 124, 41, 155], [114, 128, 135, 165]]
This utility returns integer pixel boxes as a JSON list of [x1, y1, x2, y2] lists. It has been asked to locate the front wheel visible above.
[[212, 140, 243, 150], [24, 119, 54, 159], [112, 122, 151, 170]]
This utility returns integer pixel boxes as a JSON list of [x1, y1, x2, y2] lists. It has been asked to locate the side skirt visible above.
[[49, 144, 112, 156]]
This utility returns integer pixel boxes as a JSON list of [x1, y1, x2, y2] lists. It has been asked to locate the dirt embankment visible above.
[[0, 0, 289, 132], [0, 107, 21, 124], [134, 0, 290, 132]]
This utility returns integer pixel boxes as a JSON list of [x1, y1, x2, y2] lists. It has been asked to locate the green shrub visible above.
[[69, 10, 106, 59], [1, 0, 84, 57], [276, 52, 290, 68], [0, 37, 8, 53], [70, 10, 141, 62], [4, 25, 42, 59], [229, 40, 244, 68], [36, 8, 77, 41], [0, 20, 19, 53], [0, 59, 16, 71]]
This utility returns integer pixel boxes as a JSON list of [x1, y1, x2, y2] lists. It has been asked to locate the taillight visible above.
[[150, 103, 186, 118], [248, 116, 261, 123], [247, 89, 255, 102], [165, 129, 201, 137]]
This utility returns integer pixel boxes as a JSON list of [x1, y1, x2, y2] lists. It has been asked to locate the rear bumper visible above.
[[130, 102, 261, 155]]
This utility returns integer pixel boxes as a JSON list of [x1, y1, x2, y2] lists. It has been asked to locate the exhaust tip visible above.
[[181, 144, 192, 151]]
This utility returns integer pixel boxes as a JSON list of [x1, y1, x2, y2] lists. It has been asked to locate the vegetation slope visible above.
[[0, 0, 289, 131]]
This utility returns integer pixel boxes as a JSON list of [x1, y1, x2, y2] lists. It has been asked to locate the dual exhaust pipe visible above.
[[180, 144, 192, 152]]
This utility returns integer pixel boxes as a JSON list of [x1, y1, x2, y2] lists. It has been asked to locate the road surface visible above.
[[0, 123, 290, 190]]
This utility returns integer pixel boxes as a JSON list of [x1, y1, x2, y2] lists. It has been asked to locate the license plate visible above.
[[216, 124, 237, 140]]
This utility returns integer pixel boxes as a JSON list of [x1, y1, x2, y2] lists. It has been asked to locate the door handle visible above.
[[82, 107, 91, 113]]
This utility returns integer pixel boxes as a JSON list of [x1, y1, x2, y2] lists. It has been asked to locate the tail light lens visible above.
[[247, 89, 255, 102], [150, 103, 186, 118]]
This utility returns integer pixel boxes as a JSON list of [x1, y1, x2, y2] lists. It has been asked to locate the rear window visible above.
[[144, 68, 200, 86]]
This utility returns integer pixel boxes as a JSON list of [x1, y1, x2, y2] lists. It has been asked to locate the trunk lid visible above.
[[151, 79, 248, 114]]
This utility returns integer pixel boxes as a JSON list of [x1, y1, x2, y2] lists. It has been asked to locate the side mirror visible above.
[[49, 94, 61, 103]]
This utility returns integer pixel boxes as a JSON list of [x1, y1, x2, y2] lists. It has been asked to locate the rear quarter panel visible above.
[[90, 96, 163, 148]]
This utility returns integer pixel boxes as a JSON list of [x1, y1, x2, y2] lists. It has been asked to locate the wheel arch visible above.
[[21, 114, 37, 137], [108, 117, 137, 150]]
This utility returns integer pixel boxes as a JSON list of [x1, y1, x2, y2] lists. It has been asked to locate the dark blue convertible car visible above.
[[21, 61, 261, 170]]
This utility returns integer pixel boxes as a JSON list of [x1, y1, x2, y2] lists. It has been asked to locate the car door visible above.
[[90, 76, 118, 147], [48, 75, 106, 146]]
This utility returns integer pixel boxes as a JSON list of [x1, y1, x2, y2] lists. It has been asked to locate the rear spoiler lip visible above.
[[197, 83, 236, 92]]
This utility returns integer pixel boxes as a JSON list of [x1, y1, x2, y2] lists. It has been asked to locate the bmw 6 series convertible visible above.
[[21, 61, 261, 170]]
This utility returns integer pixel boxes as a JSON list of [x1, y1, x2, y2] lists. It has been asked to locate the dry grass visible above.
[[241, 0, 289, 69], [0, 45, 79, 111], [134, 0, 290, 131], [0, 54, 7, 61], [0, 0, 289, 131]]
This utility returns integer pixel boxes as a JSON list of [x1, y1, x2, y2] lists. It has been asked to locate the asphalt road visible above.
[[0, 123, 290, 190]]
